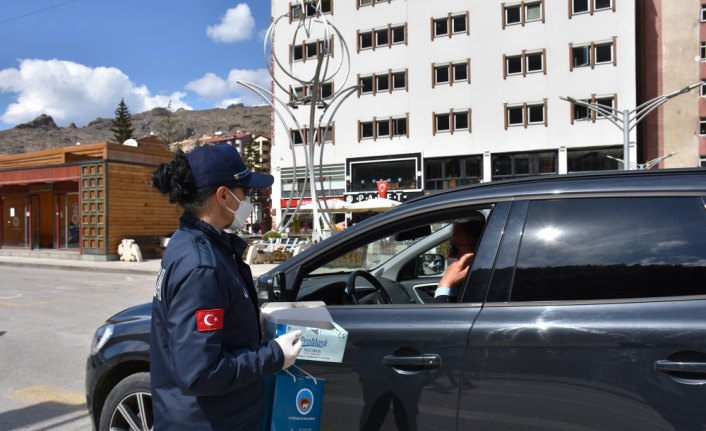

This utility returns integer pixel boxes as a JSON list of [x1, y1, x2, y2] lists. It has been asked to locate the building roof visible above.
[[0, 142, 174, 170]]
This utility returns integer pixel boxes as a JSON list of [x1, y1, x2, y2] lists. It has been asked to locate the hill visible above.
[[0, 104, 271, 155]]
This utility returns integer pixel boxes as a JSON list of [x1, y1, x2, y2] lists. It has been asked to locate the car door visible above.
[[285, 202, 510, 431], [459, 196, 706, 430]]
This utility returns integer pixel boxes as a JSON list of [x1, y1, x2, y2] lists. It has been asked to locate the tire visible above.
[[99, 372, 153, 431]]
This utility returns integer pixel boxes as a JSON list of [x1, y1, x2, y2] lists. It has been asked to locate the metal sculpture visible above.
[[238, 0, 357, 241]]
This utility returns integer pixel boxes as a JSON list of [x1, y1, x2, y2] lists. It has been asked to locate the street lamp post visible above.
[[560, 82, 702, 170]]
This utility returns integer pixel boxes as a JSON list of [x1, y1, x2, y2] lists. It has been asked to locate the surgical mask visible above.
[[225, 188, 253, 232]]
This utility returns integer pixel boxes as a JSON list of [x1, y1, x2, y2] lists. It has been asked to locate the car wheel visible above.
[[99, 372, 153, 431]]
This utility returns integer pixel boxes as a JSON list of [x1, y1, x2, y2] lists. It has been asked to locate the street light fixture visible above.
[[560, 81, 702, 170]]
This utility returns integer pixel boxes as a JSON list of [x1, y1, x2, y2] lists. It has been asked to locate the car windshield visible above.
[[310, 223, 450, 275]]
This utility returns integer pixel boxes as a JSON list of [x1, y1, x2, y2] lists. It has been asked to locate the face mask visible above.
[[225, 188, 253, 232]]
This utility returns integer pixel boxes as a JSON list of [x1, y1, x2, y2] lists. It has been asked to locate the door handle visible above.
[[383, 354, 441, 370], [654, 360, 706, 374]]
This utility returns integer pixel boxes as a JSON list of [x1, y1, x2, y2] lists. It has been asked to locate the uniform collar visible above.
[[180, 211, 248, 257]]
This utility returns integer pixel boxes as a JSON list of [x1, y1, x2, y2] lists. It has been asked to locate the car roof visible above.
[[275, 168, 706, 274]]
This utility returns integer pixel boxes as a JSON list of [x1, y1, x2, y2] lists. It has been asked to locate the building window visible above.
[[570, 95, 616, 123], [504, 101, 548, 129], [360, 121, 374, 139], [291, 39, 332, 63], [350, 157, 419, 193], [360, 31, 373, 50], [360, 76, 374, 94], [702, 4, 706, 22], [358, 70, 407, 96], [432, 60, 471, 87], [504, 50, 546, 78], [358, 116, 409, 141], [357, 0, 390, 8], [700, 118, 706, 135], [701, 80, 706, 97], [431, 12, 469, 39], [289, 0, 332, 20], [433, 109, 471, 134], [289, 125, 335, 145], [701, 157, 706, 167], [290, 82, 334, 102], [425, 156, 483, 191], [358, 24, 407, 52], [315, 124, 335, 144], [570, 39, 616, 70], [290, 128, 305, 145], [392, 71, 406, 90], [503, 1, 544, 28], [434, 65, 449, 84], [567, 147, 621, 172], [392, 117, 407, 136], [701, 42, 706, 61], [492, 151, 556, 180], [571, 0, 614, 16]]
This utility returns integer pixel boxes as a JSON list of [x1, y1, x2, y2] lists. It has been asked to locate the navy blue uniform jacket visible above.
[[150, 212, 284, 430]]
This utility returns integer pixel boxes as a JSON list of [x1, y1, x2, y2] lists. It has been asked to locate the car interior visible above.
[[294, 207, 490, 305]]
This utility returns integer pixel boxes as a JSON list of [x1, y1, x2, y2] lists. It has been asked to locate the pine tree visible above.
[[242, 137, 266, 212], [110, 98, 135, 144], [158, 100, 181, 147]]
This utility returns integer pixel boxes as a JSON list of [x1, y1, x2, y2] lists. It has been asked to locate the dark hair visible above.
[[453, 220, 484, 238], [152, 150, 218, 214]]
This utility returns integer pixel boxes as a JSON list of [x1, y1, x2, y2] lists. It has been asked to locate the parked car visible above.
[[86, 169, 706, 430]]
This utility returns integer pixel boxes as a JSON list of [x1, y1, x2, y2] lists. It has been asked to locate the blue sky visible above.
[[0, 0, 273, 130]]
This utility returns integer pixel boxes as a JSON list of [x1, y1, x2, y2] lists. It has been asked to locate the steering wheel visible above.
[[345, 270, 392, 304]]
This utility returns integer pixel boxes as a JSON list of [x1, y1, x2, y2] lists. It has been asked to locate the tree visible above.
[[157, 100, 182, 147], [242, 137, 262, 172], [110, 98, 135, 144]]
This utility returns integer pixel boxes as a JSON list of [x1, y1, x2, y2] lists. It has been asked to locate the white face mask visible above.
[[225, 188, 253, 232]]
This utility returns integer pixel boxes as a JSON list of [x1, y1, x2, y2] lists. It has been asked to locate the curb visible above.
[[0, 260, 159, 276]]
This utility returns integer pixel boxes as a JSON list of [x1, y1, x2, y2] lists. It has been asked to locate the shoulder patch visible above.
[[196, 309, 224, 331]]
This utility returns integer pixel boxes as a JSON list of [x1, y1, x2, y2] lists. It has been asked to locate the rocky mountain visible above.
[[0, 104, 272, 155]]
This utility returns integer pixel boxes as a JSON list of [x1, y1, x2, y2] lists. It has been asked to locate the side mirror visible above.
[[417, 253, 446, 276], [257, 273, 285, 302]]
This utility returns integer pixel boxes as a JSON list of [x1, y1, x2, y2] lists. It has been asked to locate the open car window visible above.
[[309, 223, 450, 276]]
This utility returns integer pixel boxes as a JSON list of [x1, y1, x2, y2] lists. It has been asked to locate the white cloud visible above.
[[0, 59, 191, 127], [184, 73, 228, 101], [206, 4, 255, 43], [186, 68, 271, 106]]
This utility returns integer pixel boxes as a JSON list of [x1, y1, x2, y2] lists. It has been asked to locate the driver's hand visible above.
[[439, 252, 474, 287]]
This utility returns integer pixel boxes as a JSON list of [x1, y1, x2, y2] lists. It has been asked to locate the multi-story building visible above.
[[270, 0, 701, 229]]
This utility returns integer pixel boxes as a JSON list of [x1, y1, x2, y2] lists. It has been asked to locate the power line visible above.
[[0, 0, 81, 25]]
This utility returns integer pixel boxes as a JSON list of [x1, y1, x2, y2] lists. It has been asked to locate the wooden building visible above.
[[0, 142, 180, 260]]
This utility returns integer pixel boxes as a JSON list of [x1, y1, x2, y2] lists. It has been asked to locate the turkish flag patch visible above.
[[196, 309, 224, 332]]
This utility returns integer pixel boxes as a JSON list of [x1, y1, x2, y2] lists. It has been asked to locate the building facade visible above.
[[638, 0, 703, 169], [0, 143, 180, 259], [270, 0, 647, 228]]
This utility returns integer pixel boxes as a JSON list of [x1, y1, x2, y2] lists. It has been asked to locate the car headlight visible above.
[[90, 323, 114, 356]]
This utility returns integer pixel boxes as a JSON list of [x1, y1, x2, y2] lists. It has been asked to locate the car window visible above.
[[511, 197, 706, 301], [310, 223, 449, 275]]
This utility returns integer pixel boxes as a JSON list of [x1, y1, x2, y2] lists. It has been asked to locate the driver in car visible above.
[[433, 220, 484, 303]]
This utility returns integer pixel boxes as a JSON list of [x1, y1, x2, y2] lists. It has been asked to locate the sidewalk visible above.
[[0, 255, 279, 278]]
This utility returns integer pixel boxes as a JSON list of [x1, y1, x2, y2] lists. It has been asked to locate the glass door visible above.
[[56, 193, 80, 249]]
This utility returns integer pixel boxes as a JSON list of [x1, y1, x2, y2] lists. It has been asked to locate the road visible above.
[[0, 266, 156, 431]]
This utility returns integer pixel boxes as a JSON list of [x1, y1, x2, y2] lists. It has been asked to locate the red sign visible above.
[[377, 180, 389, 199], [196, 309, 224, 332]]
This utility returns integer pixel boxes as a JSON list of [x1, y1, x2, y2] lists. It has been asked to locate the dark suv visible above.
[[86, 169, 706, 430]]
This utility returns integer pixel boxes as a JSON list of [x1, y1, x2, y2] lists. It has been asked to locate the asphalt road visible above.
[[0, 266, 156, 431]]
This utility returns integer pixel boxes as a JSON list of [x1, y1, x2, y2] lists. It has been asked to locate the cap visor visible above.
[[240, 172, 274, 189]]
